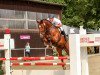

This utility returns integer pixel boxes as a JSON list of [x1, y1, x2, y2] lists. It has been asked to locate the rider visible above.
[[47, 14, 66, 38]]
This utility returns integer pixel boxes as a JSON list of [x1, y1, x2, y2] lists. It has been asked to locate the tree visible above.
[[62, 0, 100, 30], [39, 0, 100, 30], [40, 0, 65, 4], [0, 61, 4, 75]]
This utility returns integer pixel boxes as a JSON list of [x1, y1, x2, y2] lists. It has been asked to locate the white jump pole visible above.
[[4, 28, 11, 75]]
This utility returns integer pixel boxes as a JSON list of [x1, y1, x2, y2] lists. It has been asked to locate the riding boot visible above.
[[61, 31, 67, 41]]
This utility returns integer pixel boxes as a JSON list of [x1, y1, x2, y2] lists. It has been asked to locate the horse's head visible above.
[[37, 20, 46, 38], [37, 19, 52, 38]]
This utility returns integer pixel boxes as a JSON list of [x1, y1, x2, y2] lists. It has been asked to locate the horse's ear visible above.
[[37, 20, 40, 24]]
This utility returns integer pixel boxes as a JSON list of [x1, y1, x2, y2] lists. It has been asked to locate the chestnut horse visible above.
[[37, 19, 69, 69]]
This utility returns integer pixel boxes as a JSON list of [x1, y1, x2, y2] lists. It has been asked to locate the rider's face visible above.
[[49, 18, 54, 22]]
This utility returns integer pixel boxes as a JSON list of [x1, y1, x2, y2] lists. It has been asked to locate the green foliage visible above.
[[53, 49, 67, 56], [40, 0, 65, 4], [0, 61, 4, 75], [53, 49, 58, 56], [0, 70, 4, 75], [62, 0, 100, 30]]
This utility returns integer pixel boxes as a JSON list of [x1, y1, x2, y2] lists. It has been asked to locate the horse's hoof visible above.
[[46, 46, 49, 48], [63, 66, 66, 70]]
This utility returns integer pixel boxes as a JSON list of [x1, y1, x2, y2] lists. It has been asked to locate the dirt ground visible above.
[[88, 54, 100, 75]]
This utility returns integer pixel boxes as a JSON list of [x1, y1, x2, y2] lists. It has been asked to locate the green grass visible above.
[[53, 49, 67, 56]]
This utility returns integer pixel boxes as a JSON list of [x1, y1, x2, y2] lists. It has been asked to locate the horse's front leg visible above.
[[42, 37, 52, 48], [45, 43, 52, 48], [45, 44, 49, 48], [43, 40, 49, 48]]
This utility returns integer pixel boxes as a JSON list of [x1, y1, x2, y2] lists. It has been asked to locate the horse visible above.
[[37, 19, 69, 69]]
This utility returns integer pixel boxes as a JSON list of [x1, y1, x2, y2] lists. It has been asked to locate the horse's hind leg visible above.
[[64, 42, 69, 56], [56, 47, 66, 70], [56, 47, 62, 57]]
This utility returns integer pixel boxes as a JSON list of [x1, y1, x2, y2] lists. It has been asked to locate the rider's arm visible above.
[[55, 23, 62, 28]]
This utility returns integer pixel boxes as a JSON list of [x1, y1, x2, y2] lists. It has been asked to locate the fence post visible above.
[[4, 34, 11, 75], [45, 48, 47, 56], [79, 26, 89, 75], [69, 34, 81, 75], [24, 49, 25, 57]]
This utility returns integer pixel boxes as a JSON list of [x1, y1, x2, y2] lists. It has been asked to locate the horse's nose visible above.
[[40, 34, 43, 38]]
